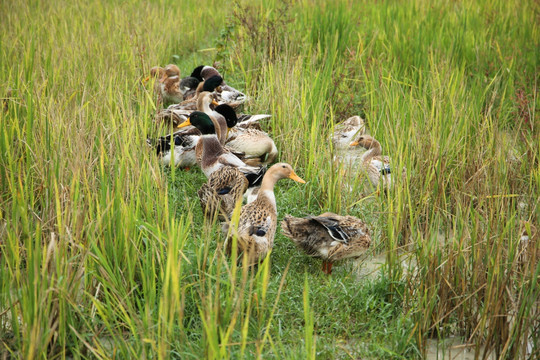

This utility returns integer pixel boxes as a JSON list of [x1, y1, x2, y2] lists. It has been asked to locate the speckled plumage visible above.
[[281, 213, 371, 273], [162, 76, 183, 105], [198, 166, 248, 221], [226, 128, 278, 166], [226, 163, 305, 266]]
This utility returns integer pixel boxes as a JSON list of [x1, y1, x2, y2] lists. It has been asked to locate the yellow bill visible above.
[[177, 117, 191, 128], [211, 99, 219, 106]]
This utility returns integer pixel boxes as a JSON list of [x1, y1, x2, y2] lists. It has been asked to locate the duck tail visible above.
[[280, 215, 298, 242], [244, 166, 267, 187]]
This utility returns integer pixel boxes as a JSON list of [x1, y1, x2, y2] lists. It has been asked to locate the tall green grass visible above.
[[1, 0, 538, 358]]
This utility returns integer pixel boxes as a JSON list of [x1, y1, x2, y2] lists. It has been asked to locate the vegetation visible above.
[[1, 0, 538, 358]]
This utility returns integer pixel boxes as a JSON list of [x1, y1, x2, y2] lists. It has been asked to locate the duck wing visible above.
[[308, 215, 350, 243]]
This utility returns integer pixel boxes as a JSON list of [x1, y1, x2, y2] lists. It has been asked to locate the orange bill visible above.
[[288, 170, 306, 184], [349, 141, 359, 147], [211, 99, 219, 106]]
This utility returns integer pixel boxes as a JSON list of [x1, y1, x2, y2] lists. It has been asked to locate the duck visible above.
[[179, 76, 201, 100], [192, 65, 247, 107], [225, 163, 305, 266], [349, 134, 392, 190], [191, 65, 220, 81], [281, 213, 371, 274], [211, 104, 277, 166], [154, 87, 221, 128], [145, 64, 181, 105], [173, 75, 225, 111], [149, 127, 200, 169], [332, 116, 366, 149], [198, 166, 248, 221], [177, 111, 266, 185], [162, 76, 183, 106]]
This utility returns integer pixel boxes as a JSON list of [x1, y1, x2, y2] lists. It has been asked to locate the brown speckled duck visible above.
[[198, 166, 248, 221], [281, 213, 371, 274], [226, 163, 305, 266]]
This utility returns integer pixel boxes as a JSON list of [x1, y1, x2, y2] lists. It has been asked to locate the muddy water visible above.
[[425, 338, 495, 360], [353, 253, 499, 360]]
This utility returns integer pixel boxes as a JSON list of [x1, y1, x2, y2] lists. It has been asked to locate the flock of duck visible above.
[[146, 64, 394, 274]]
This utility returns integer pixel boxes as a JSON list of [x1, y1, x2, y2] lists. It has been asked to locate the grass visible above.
[[1, 0, 539, 358]]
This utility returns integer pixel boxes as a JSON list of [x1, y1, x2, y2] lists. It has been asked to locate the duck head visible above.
[[350, 135, 377, 149], [191, 65, 205, 81], [144, 66, 165, 83], [200, 66, 221, 80], [202, 75, 224, 93], [164, 64, 180, 77], [214, 104, 238, 129], [177, 111, 216, 135], [268, 163, 306, 184]]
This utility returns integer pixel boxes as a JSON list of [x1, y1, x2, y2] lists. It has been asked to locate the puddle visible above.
[[425, 338, 496, 360]]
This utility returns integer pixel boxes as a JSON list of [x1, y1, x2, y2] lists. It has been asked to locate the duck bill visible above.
[[211, 99, 219, 106], [349, 141, 359, 147], [143, 75, 151, 83], [177, 118, 191, 128], [288, 171, 306, 184]]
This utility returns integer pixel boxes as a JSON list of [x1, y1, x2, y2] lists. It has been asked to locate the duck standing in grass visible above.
[[349, 134, 392, 191], [226, 163, 305, 266], [281, 213, 371, 274]]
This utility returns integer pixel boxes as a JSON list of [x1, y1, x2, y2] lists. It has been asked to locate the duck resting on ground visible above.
[[212, 104, 278, 166], [148, 127, 201, 169], [192, 65, 247, 106], [177, 111, 266, 186], [281, 213, 371, 274], [225, 163, 305, 266]]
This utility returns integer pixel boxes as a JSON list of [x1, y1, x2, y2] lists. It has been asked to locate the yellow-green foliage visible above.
[[1, 0, 538, 359]]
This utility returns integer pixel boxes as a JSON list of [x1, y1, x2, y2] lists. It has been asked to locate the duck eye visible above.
[[282, 165, 286, 168]]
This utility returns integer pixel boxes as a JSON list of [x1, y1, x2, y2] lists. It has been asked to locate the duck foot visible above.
[[321, 261, 333, 275]]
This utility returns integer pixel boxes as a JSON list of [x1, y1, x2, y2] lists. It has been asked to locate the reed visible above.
[[1, 0, 538, 358]]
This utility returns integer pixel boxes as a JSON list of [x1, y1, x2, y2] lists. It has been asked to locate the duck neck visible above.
[[361, 140, 382, 163], [200, 134, 224, 163], [258, 172, 280, 210], [197, 96, 212, 113]]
